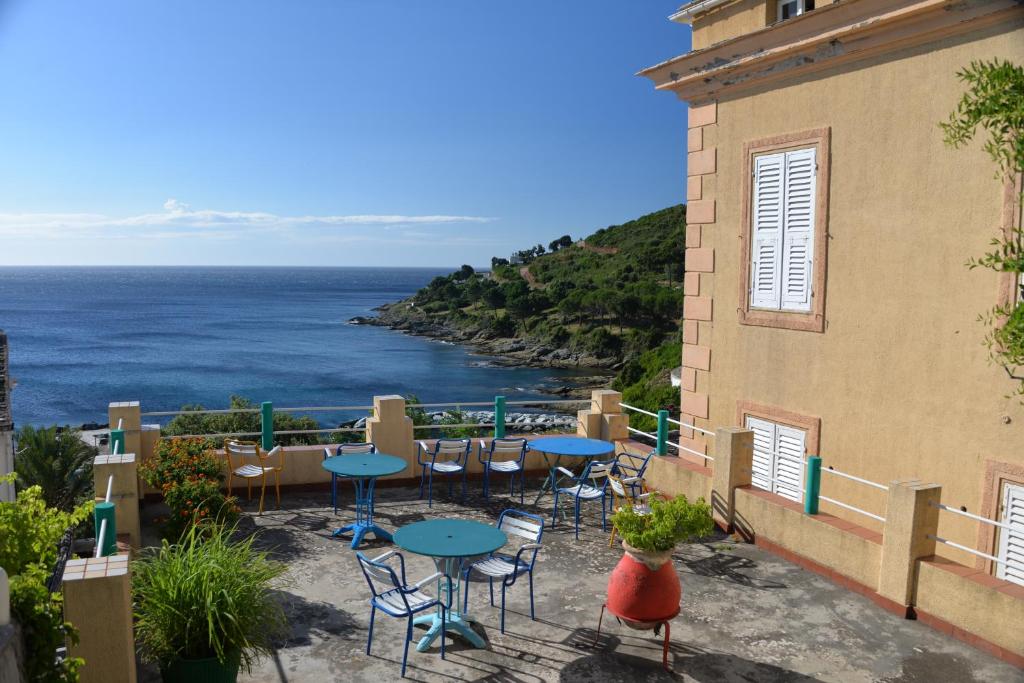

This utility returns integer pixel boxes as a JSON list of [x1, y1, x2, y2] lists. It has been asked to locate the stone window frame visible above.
[[976, 459, 1024, 574], [739, 127, 831, 333], [736, 400, 821, 457]]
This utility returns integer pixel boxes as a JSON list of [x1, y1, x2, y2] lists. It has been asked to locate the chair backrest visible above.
[[484, 438, 528, 464], [336, 442, 377, 456], [608, 473, 629, 499], [615, 449, 653, 478], [497, 509, 544, 567], [224, 439, 259, 469], [434, 438, 471, 464], [583, 459, 615, 491], [356, 552, 410, 611]]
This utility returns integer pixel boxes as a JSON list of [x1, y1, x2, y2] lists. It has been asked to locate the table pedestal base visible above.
[[413, 611, 483, 652], [332, 523, 392, 550]]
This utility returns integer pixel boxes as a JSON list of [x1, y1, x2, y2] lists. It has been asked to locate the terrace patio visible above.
[[136, 486, 1022, 683]]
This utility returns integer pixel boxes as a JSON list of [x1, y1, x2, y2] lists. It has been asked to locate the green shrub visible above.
[[611, 494, 713, 552], [133, 523, 288, 671], [0, 475, 93, 682], [139, 438, 239, 540], [14, 425, 97, 512], [163, 395, 322, 446]]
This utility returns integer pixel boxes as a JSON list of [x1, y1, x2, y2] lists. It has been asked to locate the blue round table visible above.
[[527, 436, 615, 504], [322, 454, 406, 549], [393, 519, 507, 652]]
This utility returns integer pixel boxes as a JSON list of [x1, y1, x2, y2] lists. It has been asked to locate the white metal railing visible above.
[[142, 398, 590, 419], [927, 534, 1005, 566], [626, 426, 714, 462], [821, 466, 888, 491], [927, 501, 1019, 566], [819, 495, 886, 523], [619, 402, 716, 437]]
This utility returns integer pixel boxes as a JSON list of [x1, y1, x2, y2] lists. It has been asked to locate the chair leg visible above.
[[461, 468, 467, 501], [551, 491, 559, 528], [427, 469, 434, 508], [528, 571, 535, 620], [482, 469, 489, 499], [418, 466, 425, 499], [500, 582, 507, 634], [401, 617, 412, 677], [366, 606, 375, 655], [462, 570, 471, 613], [574, 498, 581, 540], [331, 474, 338, 514], [275, 470, 281, 508], [600, 494, 607, 532], [488, 577, 494, 607], [440, 605, 447, 660], [519, 469, 525, 505], [258, 474, 267, 515]]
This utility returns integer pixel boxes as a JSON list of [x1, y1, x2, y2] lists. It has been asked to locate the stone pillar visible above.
[[93, 453, 141, 548], [0, 330, 13, 503], [107, 402, 141, 458], [878, 480, 942, 606], [62, 554, 136, 683], [710, 427, 753, 532], [576, 389, 628, 441], [366, 395, 414, 462]]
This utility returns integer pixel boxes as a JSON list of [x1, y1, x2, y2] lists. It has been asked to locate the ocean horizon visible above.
[[0, 266, 592, 427]]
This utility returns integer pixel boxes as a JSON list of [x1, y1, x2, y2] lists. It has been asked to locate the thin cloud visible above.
[[0, 199, 496, 238]]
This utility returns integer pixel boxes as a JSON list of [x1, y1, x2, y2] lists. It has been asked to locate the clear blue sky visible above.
[[0, 1, 692, 268]]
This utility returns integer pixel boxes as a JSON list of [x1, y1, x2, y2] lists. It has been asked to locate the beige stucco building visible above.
[[642, 0, 1024, 582]]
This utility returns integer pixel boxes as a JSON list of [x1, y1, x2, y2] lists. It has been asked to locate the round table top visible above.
[[528, 436, 615, 458], [393, 519, 507, 558], [322, 453, 407, 478]]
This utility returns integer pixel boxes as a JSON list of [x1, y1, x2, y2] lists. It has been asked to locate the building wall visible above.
[[697, 23, 1024, 565], [691, 0, 771, 50]]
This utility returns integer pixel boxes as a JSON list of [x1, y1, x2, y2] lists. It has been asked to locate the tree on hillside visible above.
[[454, 264, 475, 281]]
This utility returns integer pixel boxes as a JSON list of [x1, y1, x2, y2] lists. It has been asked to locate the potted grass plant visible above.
[[132, 522, 288, 683], [607, 494, 713, 627]]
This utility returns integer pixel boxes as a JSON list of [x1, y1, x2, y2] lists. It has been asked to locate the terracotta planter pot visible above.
[[606, 541, 680, 627]]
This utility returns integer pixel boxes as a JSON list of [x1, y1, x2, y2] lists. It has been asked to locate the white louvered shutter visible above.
[[997, 482, 1024, 586], [745, 415, 775, 492], [773, 424, 806, 503], [780, 148, 816, 312], [750, 153, 784, 309]]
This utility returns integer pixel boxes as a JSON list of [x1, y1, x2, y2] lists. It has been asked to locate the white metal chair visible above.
[[416, 439, 471, 507], [552, 459, 613, 540], [356, 550, 447, 678], [607, 473, 654, 547], [225, 439, 284, 514], [323, 442, 377, 514], [462, 509, 543, 633], [477, 438, 529, 504]]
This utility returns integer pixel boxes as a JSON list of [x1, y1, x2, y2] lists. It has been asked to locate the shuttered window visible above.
[[997, 482, 1024, 587], [745, 415, 806, 503], [750, 147, 816, 313]]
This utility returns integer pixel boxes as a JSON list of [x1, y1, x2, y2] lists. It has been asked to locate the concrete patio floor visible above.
[[139, 485, 1022, 683]]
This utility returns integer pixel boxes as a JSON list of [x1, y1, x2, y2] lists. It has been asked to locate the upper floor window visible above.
[[750, 147, 817, 313], [778, 0, 815, 22], [740, 128, 830, 332]]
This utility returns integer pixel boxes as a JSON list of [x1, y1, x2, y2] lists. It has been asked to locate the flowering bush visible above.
[[140, 438, 239, 539]]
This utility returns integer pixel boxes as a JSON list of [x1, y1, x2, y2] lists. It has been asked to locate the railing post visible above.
[[94, 501, 116, 557], [261, 401, 274, 451], [108, 428, 125, 455], [62, 554, 136, 683], [494, 395, 506, 439], [804, 456, 821, 515], [656, 410, 669, 456], [878, 480, 941, 608], [710, 427, 753, 532]]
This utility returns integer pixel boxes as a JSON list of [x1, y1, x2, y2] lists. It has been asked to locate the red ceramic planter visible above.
[[606, 546, 680, 627]]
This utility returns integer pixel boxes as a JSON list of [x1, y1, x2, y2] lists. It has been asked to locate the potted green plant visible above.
[[607, 494, 713, 626], [132, 522, 288, 683]]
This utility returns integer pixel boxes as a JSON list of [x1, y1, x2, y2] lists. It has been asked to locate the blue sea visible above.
[[0, 267, 591, 427]]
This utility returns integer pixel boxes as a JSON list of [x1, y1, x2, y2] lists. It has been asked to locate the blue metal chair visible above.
[[477, 438, 528, 504], [552, 459, 614, 540], [416, 439, 471, 507], [614, 448, 654, 497], [356, 550, 448, 678], [323, 442, 376, 514], [462, 509, 543, 633]]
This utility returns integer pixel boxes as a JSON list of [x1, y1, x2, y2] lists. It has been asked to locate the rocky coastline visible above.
[[351, 301, 616, 399]]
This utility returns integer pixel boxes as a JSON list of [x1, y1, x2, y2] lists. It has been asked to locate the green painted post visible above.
[[656, 410, 669, 456], [94, 501, 116, 557], [109, 428, 125, 455], [805, 456, 822, 515], [494, 396, 506, 439], [261, 401, 274, 451]]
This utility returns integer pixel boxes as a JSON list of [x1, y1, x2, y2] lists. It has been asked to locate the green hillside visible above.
[[396, 205, 687, 426]]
